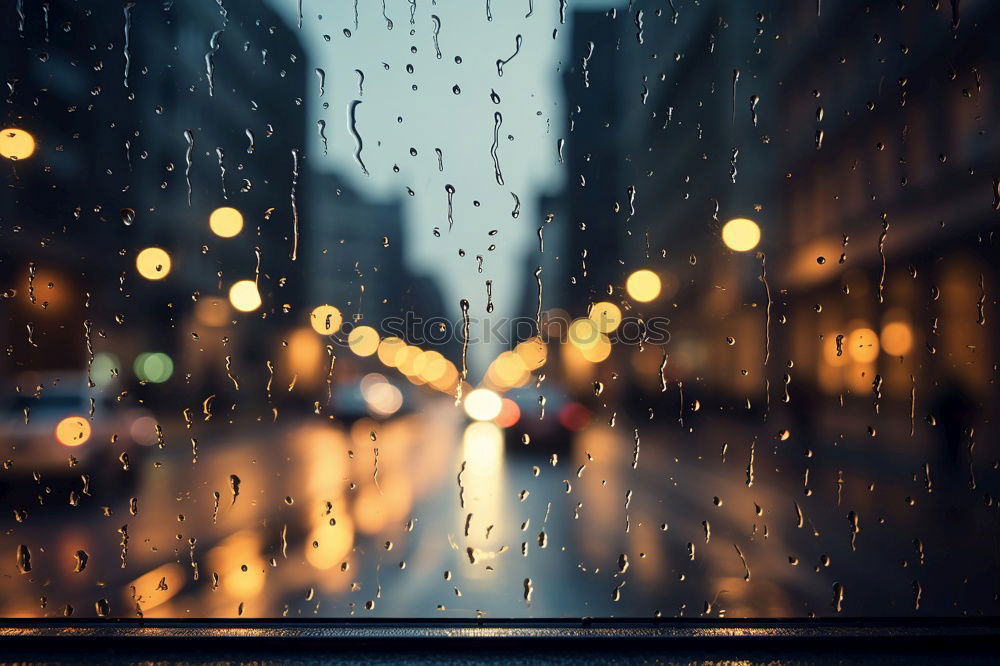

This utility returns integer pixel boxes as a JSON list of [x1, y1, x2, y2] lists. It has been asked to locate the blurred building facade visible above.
[[538, 0, 999, 434], [1, 0, 308, 399]]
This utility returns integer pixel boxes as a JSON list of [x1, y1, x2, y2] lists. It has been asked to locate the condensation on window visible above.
[[1, 0, 998, 619]]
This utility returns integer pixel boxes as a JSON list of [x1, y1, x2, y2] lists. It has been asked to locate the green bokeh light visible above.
[[91, 352, 120, 387], [134, 352, 173, 384]]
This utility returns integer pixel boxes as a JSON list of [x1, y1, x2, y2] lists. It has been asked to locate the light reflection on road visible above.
[[1, 389, 985, 619]]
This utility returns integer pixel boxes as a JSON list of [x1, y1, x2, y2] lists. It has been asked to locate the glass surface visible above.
[[1, 0, 998, 619]]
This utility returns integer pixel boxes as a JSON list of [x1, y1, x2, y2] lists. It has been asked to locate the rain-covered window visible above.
[[1, 0, 998, 619]]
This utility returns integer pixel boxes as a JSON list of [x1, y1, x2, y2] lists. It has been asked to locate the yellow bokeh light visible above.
[[377, 337, 406, 366], [721, 218, 761, 252], [207, 532, 266, 598], [419, 351, 448, 382], [589, 301, 622, 333], [398, 345, 425, 376], [514, 337, 547, 370], [490, 351, 529, 388], [847, 327, 880, 363], [287, 328, 323, 380], [464, 388, 503, 421], [626, 270, 661, 302], [580, 333, 613, 363], [561, 343, 594, 383], [194, 296, 230, 327], [135, 247, 171, 281], [224, 561, 265, 598], [55, 416, 91, 447], [228, 280, 261, 312], [309, 305, 343, 335], [569, 318, 601, 350], [0, 128, 35, 160], [348, 326, 379, 356], [429, 362, 459, 392], [306, 514, 355, 569], [409, 350, 429, 377], [393, 345, 420, 374], [881, 321, 913, 356], [208, 206, 244, 237], [405, 372, 428, 387]]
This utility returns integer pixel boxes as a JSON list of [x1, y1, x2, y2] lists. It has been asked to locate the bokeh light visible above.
[[721, 217, 762, 252], [55, 416, 91, 447], [90, 352, 120, 388], [464, 388, 502, 421], [348, 326, 379, 356], [847, 327, 880, 363], [391, 346, 418, 375], [559, 402, 591, 431], [207, 532, 266, 598], [626, 270, 661, 302], [581, 334, 612, 363], [494, 398, 521, 428], [194, 296, 230, 327], [134, 352, 174, 383], [569, 318, 601, 349], [881, 321, 913, 356], [363, 378, 403, 417], [377, 336, 406, 366], [514, 337, 547, 370], [428, 362, 459, 393], [0, 128, 35, 160], [129, 415, 159, 445], [589, 301, 622, 333], [229, 280, 261, 312], [418, 351, 448, 383], [287, 328, 323, 382], [487, 351, 530, 389], [306, 515, 355, 570], [309, 305, 343, 335], [208, 206, 244, 237], [135, 247, 171, 281]]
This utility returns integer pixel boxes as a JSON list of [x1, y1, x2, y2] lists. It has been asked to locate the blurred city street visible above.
[[2, 384, 993, 618], [1, 0, 998, 621]]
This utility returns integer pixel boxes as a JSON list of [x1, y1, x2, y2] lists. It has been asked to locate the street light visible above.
[[348, 326, 380, 356], [309, 305, 343, 335], [229, 280, 261, 312], [721, 218, 761, 252], [55, 416, 90, 447], [209, 206, 244, 237], [135, 247, 172, 280], [589, 301, 622, 333], [0, 128, 35, 160], [464, 388, 502, 421], [626, 269, 661, 302]]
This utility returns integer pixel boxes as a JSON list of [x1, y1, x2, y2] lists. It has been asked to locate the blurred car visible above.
[[0, 371, 145, 476], [330, 372, 414, 423], [503, 385, 585, 452]]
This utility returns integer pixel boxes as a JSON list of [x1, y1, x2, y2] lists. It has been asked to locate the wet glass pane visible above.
[[1, 0, 998, 619]]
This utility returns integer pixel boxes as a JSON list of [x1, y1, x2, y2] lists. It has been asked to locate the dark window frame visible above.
[[1, 618, 998, 662]]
